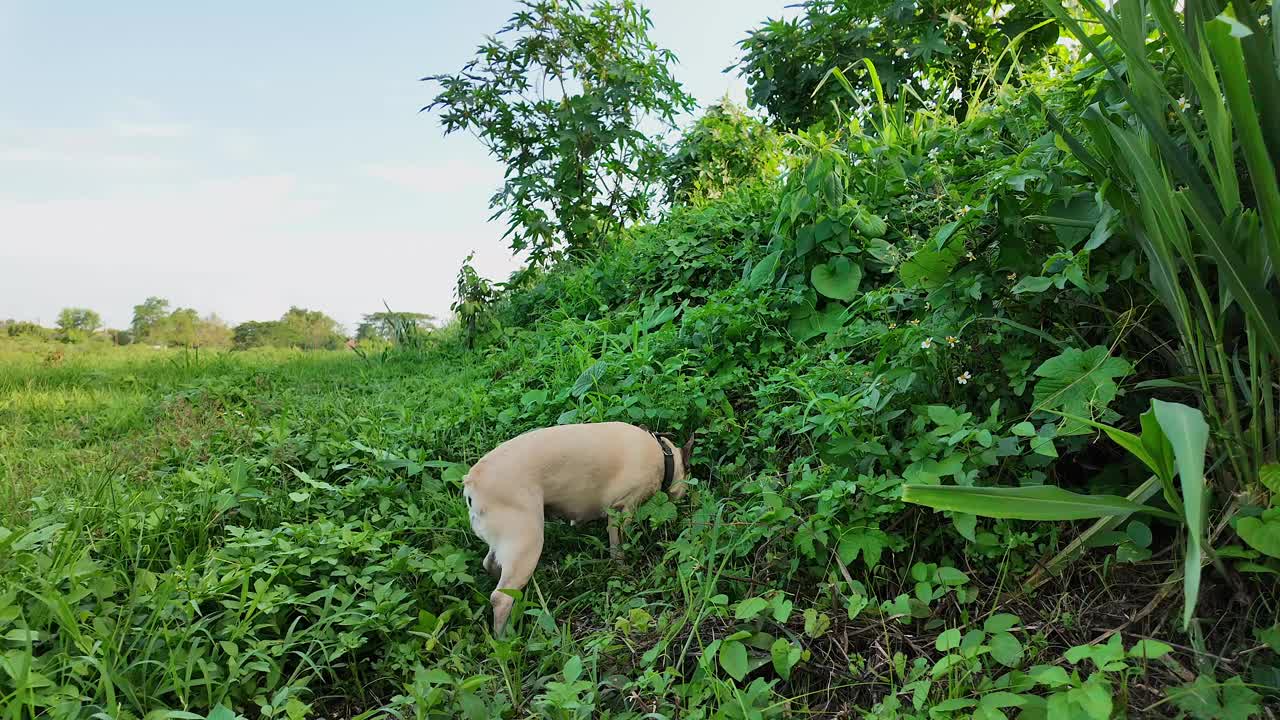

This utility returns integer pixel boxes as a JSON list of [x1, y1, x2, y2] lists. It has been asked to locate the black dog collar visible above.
[[652, 432, 675, 491]]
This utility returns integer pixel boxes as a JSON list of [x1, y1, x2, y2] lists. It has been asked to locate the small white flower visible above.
[[921, 337, 934, 349], [946, 336, 960, 347], [960, 205, 972, 215], [928, 147, 941, 160], [1176, 96, 1190, 112], [957, 371, 972, 384], [948, 86, 963, 102], [966, 251, 976, 260]]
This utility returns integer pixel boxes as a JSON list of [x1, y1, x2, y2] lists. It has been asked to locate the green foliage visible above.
[[7, 0, 1280, 715], [1042, 0, 1279, 497], [356, 310, 435, 343], [452, 253, 499, 349], [232, 307, 345, 351], [130, 295, 170, 338], [55, 307, 101, 341], [5, 321, 49, 339], [662, 99, 782, 205], [734, 0, 1059, 129], [424, 0, 695, 264]]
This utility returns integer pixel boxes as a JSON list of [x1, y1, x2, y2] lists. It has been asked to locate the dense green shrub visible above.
[[662, 100, 782, 205], [425, 0, 695, 264], [735, 0, 1060, 129]]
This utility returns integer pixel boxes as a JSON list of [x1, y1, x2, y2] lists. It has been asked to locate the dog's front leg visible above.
[[607, 508, 633, 564], [607, 512, 623, 562]]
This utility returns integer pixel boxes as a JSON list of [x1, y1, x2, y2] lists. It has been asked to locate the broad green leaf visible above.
[[718, 639, 748, 681], [1236, 512, 1280, 559], [206, 707, 238, 720], [936, 628, 962, 652], [748, 249, 783, 290], [562, 655, 583, 683], [1152, 399, 1209, 629], [1012, 276, 1054, 294], [983, 614, 1020, 633], [1171, 674, 1262, 720], [902, 484, 1161, 521], [570, 360, 608, 398], [929, 697, 977, 713], [811, 256, 863, 301], [1214, 11, 1253, 38], [989, 632, 1024, 667], [1032, 347, 1131, 435], [770, 638, 802, 680], [1260, 464, 1280, 495], [734, 597, 770, 620], [1127, 638, 1173, 660], [899, 236, 964, 289]]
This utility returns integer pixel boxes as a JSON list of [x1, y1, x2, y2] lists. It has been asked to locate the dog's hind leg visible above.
[[490, 509, 544, 637], [483, 547, 500, 578]]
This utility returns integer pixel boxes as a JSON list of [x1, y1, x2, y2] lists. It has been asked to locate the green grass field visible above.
[[5, 334, 1270, 719], [7, 0, 1280, 712]]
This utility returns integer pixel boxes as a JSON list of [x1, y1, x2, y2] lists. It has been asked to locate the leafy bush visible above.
[[424, 0, 695, 264], [662, 100, 782, 205], [232, 307, 345, 350], [734, 0, 1060, 129]]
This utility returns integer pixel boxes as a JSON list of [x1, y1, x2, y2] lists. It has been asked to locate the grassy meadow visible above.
[[6, 0, 1280, 717]]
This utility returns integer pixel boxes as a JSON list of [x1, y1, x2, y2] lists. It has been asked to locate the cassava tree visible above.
[[424, 0, 695, 265]]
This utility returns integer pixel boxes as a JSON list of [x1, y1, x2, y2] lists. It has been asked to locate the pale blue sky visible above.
[[0, 1, 797, 332]]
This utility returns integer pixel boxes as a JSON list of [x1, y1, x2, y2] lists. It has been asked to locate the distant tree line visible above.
[[231, 307, 346, 350], [4, 299, 437, 351]]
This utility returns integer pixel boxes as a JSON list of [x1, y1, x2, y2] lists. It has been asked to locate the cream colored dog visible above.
[[463, 421, 694, 635]]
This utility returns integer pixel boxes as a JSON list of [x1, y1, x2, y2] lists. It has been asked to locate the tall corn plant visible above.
[[907, 0, 1279, 631], [1037, 0, 1279, 493]]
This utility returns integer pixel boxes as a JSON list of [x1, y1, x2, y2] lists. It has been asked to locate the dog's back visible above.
[[465, 422, 661, 523]]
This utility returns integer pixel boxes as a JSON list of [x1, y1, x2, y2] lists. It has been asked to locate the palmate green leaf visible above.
[[899, 235, 965, 289], [902, 484, 1167, 521], [1032, 347, 1131, 435], [1151, 399, 1210, 629], [1170, 674, 1262, 720]]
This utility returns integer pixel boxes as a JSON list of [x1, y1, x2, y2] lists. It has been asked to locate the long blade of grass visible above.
[[1150, 399, 1210, 629], [1026, 475, 1165, 590], [1046, 0, 1224, 227], [1206, 11, 1280, 273], [902, 484, 1175, 521]]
